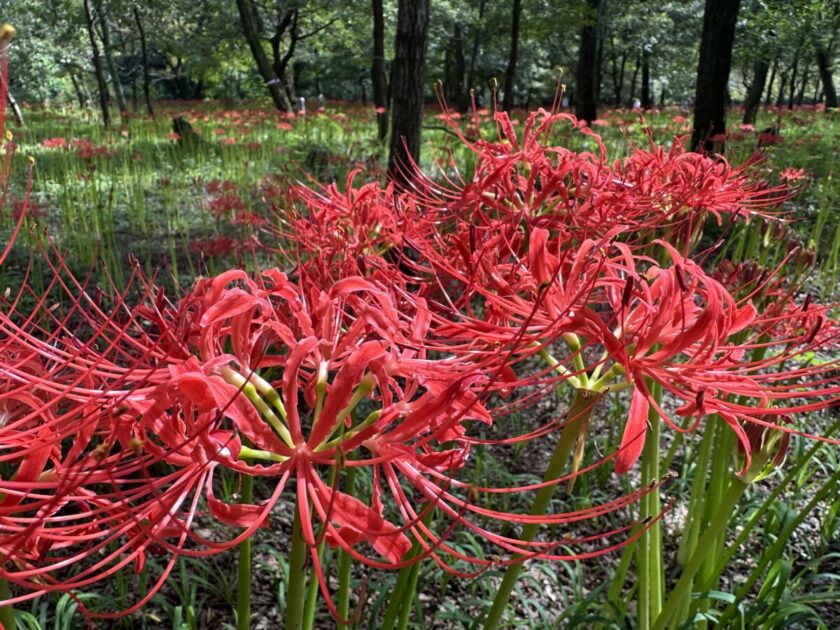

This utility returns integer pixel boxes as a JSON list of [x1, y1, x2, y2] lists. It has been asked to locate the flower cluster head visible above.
[[0, 67, 838, 622]]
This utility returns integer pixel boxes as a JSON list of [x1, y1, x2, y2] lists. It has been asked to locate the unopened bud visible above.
[[0, 24, 15, 46]]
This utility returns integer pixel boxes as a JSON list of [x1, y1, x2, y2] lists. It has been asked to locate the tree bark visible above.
[[502, 0, 522, 112], [69, 72, 87, 108], [268, 10, 299, 107], [795, 63, 810, 105], [764, 56, 778, 104], [6, 91, 23, 126], [133, 6, 154, 117], [83, 0, 111, 127], [611, 42, 627, 106], [628, 51, 640, 106], [742, 57, 769, 124], [575, 0, 601, 123], [787, 51, 800, 109], [235, 0, 292, 112], [775, 72, 787, 107], [97, 2, 128, 121], [372, 0, 388, 141], [690, 0, 742, 153], [641, 48, 651, 109], [387, 0, 430, 186], [449, 23, 468, 113], [815, 45, 838, 108], [466, 0, 487, 103]]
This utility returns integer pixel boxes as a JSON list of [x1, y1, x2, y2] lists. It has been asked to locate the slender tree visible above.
[[235, 0, 293, 111], [575, 0, 601, 123], [743, 57, 769, 124], [815, 45, 838, 108], [97, 1, 128, 121], [371, 0, 388, 141], [83, 0, 111, 126], [133, 5, 153, 117], [466, 0, 486, 102], [447, 22, 468, 113], [502, 0, 522, 111], [641, 47, 651, 109], [387, 0, 430, 185], [690, 0, 742, 152]]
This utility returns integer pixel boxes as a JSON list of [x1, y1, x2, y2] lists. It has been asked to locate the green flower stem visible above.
[[638, 380, 663, 629], [236, 474, 254, 630], [482, 390, 598, 630], [673, 416, 716, 622], [396, 560, 423, 630], [0, 579, 13, 630], [694, 420, 733, 627], [285, 504, 309, 630], [653, 477, 748, 630], [337, 465, 358, 630], [302, 540, 325, 630], [381, 542, 424, 630], [716, 465, 840, 627]]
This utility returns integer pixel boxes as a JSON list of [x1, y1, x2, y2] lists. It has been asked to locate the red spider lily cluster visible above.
[[1, 54, 839, 623]]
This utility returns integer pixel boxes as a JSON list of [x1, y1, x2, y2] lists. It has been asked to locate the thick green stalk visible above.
[[381, 542, 423, 630], [236, 474, 254, 630], [0, 579, 13, 630], [337, 466, 357, 630], [482, 391, 597, 630], [653, 477, 748, 630], [396, 560, 423, 630], [694, 421, 733, 627], [302, 541, 325, 630], [285, 505, 309, 630], [638, 381, 663, 629], [672, 417, 717, 623]]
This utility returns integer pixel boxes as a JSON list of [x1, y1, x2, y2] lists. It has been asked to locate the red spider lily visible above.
[[259, 169, 412, 287], [39, 137, 67, 150], [0, 247, 657, 620]]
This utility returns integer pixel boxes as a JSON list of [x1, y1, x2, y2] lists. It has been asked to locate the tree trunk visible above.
[[69, 72, 87, 108], [575, 0, 601, 123], [612, 46, 627, 107], [641, 48, 651, 109], [628, 52, 641, 106], [742, 57, 768, 124], [795, 63, 810, 105], [775, 72, 787, 107], [6, 91, 23, 126], [764, 56, 778, 104], [502, 0, 522, 112], [595, 0, 606, 104], [358, 76, 367, 103], [372, 0, 388, 142], [387, 0, 430, 185], [235, 0, 293, 112], [815, 45, 838, 108], [787, 52, 799, 109], [466, 0, 487, 102], [97, 2, 128, 121], [133, 6, 154, 117], [690, 0, 742, 153], [450, 23, 468, 113], [83, 0, 111, 127]]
